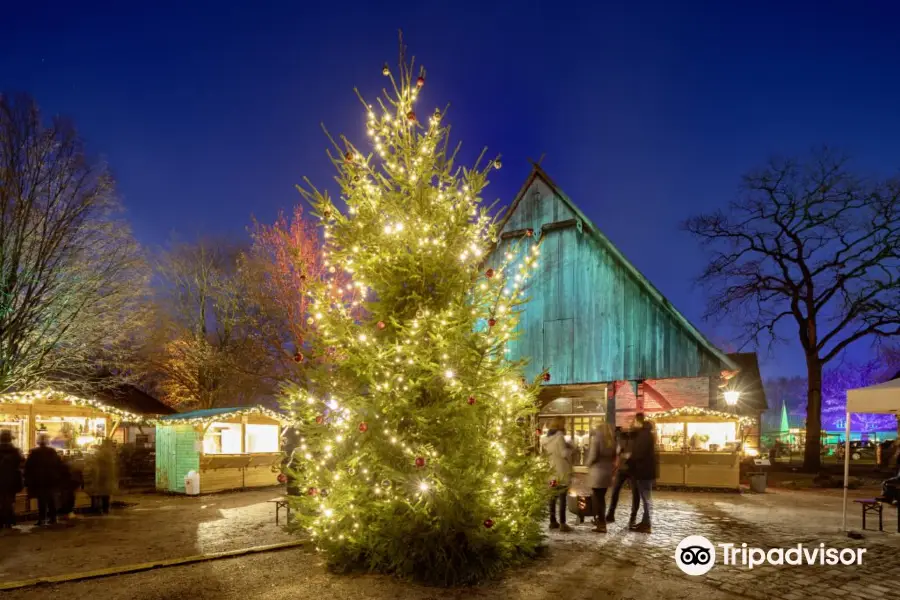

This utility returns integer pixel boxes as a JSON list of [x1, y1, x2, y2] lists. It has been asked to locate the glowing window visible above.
[[245, 424, 279, 453]]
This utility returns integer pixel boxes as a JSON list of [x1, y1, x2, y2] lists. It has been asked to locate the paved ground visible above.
[[0, 488, 293, 583], [1, 485, 898, 599]]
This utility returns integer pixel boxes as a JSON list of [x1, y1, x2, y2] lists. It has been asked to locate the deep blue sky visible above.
[[4, 1, 899, 379]]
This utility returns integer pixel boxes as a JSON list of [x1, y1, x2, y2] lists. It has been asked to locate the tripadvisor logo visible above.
[[675, 535, 867, 576]]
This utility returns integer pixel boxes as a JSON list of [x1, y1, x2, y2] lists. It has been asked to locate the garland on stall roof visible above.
[[0, 388, 145, 422], [150, 405, 290, 427], [646, 406, 756, 427]]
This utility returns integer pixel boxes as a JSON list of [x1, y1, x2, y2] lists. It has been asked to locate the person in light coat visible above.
[[542, 417, 573, 532], [586, 422, 616, 532]]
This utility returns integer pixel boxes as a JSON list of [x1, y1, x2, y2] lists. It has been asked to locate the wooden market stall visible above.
[[650, 407, 758, 490], [0, 387, 162, 514], [155, 406, 288, 495]]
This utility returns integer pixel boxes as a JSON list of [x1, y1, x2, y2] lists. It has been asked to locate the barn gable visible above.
[[492, 165, 736, 384]]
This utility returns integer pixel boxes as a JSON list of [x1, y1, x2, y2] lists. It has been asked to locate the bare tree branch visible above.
[[684, 147, 900, 471], [0, 93, 150, 395]]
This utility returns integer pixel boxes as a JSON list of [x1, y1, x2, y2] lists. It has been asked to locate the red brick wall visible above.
[[614, 377, 711, 427]]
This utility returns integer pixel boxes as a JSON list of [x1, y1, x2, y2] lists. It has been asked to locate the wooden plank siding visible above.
[[490, 168, 734, 385]]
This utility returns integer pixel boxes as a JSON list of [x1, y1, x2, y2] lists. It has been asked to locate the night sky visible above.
[[4, 1, 900, 379]]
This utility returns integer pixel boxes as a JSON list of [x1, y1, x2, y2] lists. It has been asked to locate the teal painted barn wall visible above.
[[490, 172, 727, 385]]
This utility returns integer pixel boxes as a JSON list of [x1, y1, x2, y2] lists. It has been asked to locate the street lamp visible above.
[[724, 390, 740, 406]]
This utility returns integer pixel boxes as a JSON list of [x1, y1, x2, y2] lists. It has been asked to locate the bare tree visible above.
[[0, 93, 149, 394], [136, 238, 277, 409], [685, 147, 900, 471]]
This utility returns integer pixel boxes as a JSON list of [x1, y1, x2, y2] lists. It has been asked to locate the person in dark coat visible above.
[[24, 435, 63, 525], [0, 430, 24, 528], [627, 413, 658, 533], [605, 427, 631, 523]]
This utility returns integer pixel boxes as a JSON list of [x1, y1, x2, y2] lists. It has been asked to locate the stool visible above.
[[853, 498, 883, 531], [269, 498, 291, 525]]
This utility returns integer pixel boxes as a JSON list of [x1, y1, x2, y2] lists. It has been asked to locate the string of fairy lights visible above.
[[0, 388, 145, 422], [282, 59, 549, 549]]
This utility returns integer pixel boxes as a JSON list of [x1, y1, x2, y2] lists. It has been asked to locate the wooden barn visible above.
[[155, 406, 288, 495], [490, 165, 767, 487]]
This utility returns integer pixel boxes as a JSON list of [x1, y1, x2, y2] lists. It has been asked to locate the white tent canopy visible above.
[[842, 378, 900, 530]]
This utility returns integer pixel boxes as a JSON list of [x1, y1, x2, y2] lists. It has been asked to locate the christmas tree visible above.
[[280, 45, 551, 585]]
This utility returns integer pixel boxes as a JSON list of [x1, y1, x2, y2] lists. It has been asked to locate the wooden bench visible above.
[[269, 498, 291, 526], [854, 498, 883, 531]]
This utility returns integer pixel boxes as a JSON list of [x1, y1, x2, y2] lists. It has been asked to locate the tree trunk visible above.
[[803, 358, 823, 472]]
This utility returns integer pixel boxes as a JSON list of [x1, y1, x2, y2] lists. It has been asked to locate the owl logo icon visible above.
[[675, 535, 716, 576]]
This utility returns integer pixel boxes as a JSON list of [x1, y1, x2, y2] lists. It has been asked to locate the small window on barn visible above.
[[245, 424, 279, 453]]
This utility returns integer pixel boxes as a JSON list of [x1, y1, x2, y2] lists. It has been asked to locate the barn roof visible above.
[[725, 352, 768, 411], [499, 164, 738, 373]]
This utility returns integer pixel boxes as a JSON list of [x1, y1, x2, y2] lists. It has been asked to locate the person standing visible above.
[[543, 417, 573, 532], [586, 422, 616, 533], [85, 439, 118, 514], [605, 426, 631, 523], [24, 435, 63, 525], [57, 454, 84, 520], [0, 430, 24, 528], [627, 413, 658, 533]]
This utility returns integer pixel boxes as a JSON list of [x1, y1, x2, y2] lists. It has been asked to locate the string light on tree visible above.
[[277, 39, 551, 586]]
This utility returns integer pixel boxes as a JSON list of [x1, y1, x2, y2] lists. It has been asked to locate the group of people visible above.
[[0, 431, 118, 528], [544, 412, 658, 534]]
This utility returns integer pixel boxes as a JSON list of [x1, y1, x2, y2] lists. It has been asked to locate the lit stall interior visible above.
[[650, 407, 758, 489], [537, 392, 606, 471]]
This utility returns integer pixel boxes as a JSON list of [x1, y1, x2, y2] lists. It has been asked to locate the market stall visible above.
[[536, 386, 607, 471], [155, 406, 288, 494], [0, 387, 152, 513], [650, 407, 758, 490]]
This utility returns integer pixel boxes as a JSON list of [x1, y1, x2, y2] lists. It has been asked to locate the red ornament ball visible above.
[[415, 457, 426, 468], [407, 111, 417, 123], [416, 75, 425, 88], [526, 228, 534, 237], [344, 151, 353, 162], [293, 352, 303, 363], [376, 321, 386, 330], [485, 268, 494, 279], [308, 487, 318, 496], [277, 473, 287, 484], [358, 422, 368, 433], [535, 428, 542, 436], [467, 395, 476, 405], [542, 372, 551, 382], [550, 479, 558, 488], [483, 519, 494, 529], [488, 318, 496, 328], [315, 415, 324, 425]]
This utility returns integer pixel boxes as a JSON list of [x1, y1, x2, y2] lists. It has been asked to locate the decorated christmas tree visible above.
[[279, 44, 551, 585]]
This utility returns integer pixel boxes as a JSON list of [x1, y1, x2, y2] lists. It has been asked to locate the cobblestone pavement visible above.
[[2, 487, 898, 599], [550, 489, 900, 600]]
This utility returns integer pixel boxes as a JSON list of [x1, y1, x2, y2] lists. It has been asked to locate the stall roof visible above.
[[0, 385, 173, 421], [157, 405, 289, 424], [846, 378, 900, 414], [92, 385, 176, 416]]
